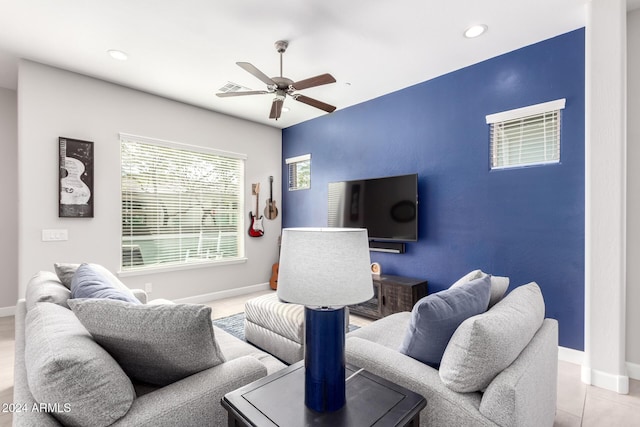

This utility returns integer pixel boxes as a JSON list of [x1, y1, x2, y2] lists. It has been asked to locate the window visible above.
[[120, 133, 245, 271], [286, 154, 311, 191], [486, 99, 565, 169]]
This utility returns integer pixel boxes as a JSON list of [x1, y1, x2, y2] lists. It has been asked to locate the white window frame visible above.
[[286, 154, 311, 191], [119, 133, 247, 274], [486, 99, 565, 170]]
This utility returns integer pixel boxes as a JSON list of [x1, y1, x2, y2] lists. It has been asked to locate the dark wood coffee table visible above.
[[222, 361, 426, 427]]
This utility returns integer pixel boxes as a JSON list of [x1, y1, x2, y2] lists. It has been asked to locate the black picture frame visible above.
[[59, 137, 94, 218]]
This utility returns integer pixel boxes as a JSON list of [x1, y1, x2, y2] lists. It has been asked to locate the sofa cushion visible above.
[[450, 269, 509, 308], [68, 298, 226, 386], [25, 302, 135, 427], [439, 282, 545, 393], [70, 263, 140, 303], [398, 275, 491, 368], [25, 271, 71, 311]]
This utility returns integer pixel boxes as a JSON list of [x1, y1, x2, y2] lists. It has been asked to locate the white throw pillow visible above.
[[450, 269, 509, 308]]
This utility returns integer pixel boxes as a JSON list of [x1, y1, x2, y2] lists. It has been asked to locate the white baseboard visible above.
[[558, 346, 584, 365], [0, 305, 16, 317], [587, 368, 629, 394], [626, 361, 640, 381], [559, 347, 633, 392], [173, 282, 271, 304]]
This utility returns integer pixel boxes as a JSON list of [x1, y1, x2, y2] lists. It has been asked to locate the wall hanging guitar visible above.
[[269, 235, 281, 290], [264, 175, 278, 220], [249, 183, 264, 237]]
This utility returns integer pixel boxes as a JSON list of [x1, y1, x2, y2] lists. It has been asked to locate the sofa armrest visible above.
[[111, 356, 267, 427], [480, 319, 559, 427], [346, 337, 493, 427], [130, 289, 148, 304]]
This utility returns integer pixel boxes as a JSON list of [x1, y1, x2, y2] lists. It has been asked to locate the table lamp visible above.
[[277, 227, 374, 413]]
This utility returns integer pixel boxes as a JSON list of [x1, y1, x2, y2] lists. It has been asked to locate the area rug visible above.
[[213, 312, 360, 342]]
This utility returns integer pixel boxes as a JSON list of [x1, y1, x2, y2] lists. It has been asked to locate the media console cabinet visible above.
[[349, 274, 428, 320]]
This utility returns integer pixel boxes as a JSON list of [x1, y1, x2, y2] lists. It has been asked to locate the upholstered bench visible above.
[[245, 293, 305, 364], [245, 293, 350, 364]]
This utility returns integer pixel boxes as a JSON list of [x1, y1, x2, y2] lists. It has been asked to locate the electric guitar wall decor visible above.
[[249, 183, 264, 237]]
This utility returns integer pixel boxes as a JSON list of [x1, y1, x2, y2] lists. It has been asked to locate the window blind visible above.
[[487, 99, 564, 169], [120, 134, 245, 270], [285, 154, 311, 191]]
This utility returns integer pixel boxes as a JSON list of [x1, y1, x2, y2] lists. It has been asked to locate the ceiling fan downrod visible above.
[[274, 40, 288, 78]]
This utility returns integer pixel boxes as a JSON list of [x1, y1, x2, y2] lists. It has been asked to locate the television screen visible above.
[[327, 173, 418, 242]]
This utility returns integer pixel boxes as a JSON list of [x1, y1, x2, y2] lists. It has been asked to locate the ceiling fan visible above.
[[216, 40, 337, 120]]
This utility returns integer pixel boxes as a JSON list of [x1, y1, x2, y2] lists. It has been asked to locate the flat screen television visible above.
[[327, 173, 418, 242]]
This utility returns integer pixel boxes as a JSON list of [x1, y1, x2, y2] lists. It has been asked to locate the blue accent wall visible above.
[[282, 29, 585, 351]]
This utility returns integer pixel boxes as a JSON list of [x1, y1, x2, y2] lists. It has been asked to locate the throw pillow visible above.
[[439, 282, 545, 393], [53, 262, 80, 289], [450, 269, 509, 308], [25, 271, 71, 311], [25, 302, 135, 427], [398, 275, 491, 368], [71, 263, 140, 304], [68, 299, 226, 386]]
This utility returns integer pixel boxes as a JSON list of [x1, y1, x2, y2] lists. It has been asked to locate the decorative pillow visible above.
[[439, 282, 545, 393], [487, 275, 509, 308], [25, 302, 135, 427], [53, 262, 80, 289], [25, 271, 71, 311], [68, 299, 226, 386], [71, 263, 140, 304], [398, 275, 491, 368], [450, 269, 509, 308]]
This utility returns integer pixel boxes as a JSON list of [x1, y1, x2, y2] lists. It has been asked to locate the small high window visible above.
[[486, 99, 565, 169], [286, 154, 311, 191]]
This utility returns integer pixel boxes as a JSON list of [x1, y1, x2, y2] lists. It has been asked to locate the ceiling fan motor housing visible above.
[[274, 40, 288, 53]]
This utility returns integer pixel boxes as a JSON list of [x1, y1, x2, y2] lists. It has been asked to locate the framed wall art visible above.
[[59, 137, 94, 217]]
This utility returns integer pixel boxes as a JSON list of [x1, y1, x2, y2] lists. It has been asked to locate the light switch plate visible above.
[[42, 229, 69, 241]]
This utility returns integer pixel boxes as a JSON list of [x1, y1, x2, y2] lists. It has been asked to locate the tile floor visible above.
[[1, 290, 639, 426]]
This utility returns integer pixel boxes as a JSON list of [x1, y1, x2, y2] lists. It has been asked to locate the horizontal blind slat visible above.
[[121, 136, 244, 270], [490, 108, 561, 169]]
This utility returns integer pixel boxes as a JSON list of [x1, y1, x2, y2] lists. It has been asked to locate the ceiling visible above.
[[0, 0, 631, 129]]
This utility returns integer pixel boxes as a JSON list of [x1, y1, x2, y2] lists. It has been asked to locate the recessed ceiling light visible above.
[[107, 49, 128, 61], [464, 24, 488, 38]]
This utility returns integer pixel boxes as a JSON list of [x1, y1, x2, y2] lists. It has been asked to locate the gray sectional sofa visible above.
[[346, 282, 559, 427], [13, 270, 286, 427]]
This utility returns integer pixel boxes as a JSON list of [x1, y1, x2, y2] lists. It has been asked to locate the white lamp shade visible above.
[[277, 228, 374, 307]]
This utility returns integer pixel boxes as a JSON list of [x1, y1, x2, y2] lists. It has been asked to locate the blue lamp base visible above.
[[304, 306, 346, 413]]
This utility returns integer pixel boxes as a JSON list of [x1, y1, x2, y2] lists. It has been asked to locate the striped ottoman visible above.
[[244, 293, 351, 364], [244, 293, 305, 364]]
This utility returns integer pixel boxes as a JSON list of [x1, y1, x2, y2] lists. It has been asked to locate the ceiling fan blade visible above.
[[269, 98, 284, 120], [216, 91, 269, 98], [293, 94, 336, 113], [237, 62, 276, 86], [291, 73, 336, 91]]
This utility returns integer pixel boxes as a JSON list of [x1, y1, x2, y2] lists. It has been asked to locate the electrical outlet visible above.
[[144, 283, 153, 293]]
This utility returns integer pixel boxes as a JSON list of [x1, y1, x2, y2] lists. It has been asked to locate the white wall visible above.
[[584, 0, 629, 393], [0, 87, 18, 311], [626, 8, 640, 369], [17, 60, 282, 301]]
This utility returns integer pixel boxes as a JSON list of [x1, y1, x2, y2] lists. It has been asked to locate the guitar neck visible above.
[[255, 192, 259, 214]]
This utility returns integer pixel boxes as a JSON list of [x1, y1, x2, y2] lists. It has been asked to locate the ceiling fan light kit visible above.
[[216, 40, 337, 120]]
